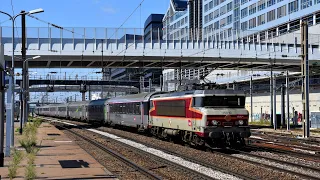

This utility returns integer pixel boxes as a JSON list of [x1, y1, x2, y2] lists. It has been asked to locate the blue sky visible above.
[[0, 0, 169, 27], [0, 0, 170, 103]]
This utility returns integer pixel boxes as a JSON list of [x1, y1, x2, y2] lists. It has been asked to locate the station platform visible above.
[[0, 122, 117, 179]]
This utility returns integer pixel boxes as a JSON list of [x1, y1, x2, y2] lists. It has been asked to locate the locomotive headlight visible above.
[[212, 120, 219, 126], [238, 120, 244, 125]]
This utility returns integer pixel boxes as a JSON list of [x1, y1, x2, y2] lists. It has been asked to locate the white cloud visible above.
[[101, 6, 116, 14]]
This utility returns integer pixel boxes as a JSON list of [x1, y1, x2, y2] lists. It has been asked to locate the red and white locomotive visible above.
[[149, 89, 251, 147]]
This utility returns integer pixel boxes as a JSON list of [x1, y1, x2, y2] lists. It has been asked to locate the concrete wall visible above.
[[246, 90, 320, 122]]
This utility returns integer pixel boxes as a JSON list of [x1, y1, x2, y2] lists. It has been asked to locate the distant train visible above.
[[35, 90, 251, 148]]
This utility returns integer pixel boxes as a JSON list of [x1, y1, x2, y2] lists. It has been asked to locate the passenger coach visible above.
[[105, 92, 165, 130]]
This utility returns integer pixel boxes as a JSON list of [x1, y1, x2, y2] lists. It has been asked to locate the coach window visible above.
[[193, 97, 203, 107], [156, 100, 186, 117], [143, 102, 149, 115], [150, 100, 154, 108]]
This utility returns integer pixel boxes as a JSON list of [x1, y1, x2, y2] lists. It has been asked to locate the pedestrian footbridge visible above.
[[1, 27, 320, 71]]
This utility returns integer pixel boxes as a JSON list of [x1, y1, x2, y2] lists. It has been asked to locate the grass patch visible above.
[[25, 152, 37, 180], [8, 148, 24, 180], [15, 128, 21, 133], [19, 123, 38, 153], [249, 119, 271, 126], [19, 119, 42, 180]]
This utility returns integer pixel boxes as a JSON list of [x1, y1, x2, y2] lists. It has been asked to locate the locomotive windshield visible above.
[[193, 96, 245, 108]]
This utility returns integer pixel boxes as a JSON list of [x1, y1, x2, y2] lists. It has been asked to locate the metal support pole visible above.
[[22, 11, 28, 127], [301, 21, 310, 138], [286, 71, 290, 131], [6, 15, 16, 153], [19, 81, 23, 134], [82, 92, 85, 101], [88, 86, 91, 100], [250, 76, 253, 122], [101, 84, 103, 99], [0, 70, 5, 166], [270, 68, 273, 126], [160, 75, 163, 91], [281, 85, 285, 127], [149, 78, 152, 92], [273, 76, 277, 130]]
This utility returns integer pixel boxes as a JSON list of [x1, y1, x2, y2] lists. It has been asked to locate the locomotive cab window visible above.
[[193, 96, 245, 108]]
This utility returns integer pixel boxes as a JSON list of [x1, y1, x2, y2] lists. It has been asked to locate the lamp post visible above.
[[19, 56, 40, 135], [0, 8, 44, 159], [250, 74, 261, 122]]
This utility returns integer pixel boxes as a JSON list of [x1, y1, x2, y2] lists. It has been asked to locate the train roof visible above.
[[151, 89, 246, 99], [36, 104, 59, 108], [68, 101, 91, 106], [107, 92, 167, 103], [88, 99, 109, 106]]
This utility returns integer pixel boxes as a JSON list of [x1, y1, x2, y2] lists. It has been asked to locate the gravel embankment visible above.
[[63, 130, 149, 180], [97, 127, 301, 180], [70, 128, 219, 180]]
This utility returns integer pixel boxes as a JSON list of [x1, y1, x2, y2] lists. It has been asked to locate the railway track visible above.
[[54, 122, 162, 180], [94, 129, 256, 180], [92, 126, 320, 180], [251, 130, 320, 145], [224, 147, 320, 180], [247, 142, 320, 162], [45, 118, 231, 180], [43, 117, 320, 180], [249, 136, 320, 153], [98, 128, 320, 180]]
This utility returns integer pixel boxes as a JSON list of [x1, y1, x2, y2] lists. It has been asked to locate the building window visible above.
[[258, 0, 266, 11], [267, 9, 276, 22], [234, 8, 240, 21], [249, 17, 257, 29], [214, 0, 219, 6], [249, 3, 257, 15], [205, 15, 209, 24], [209, 1, 214, 9], [205, 4, 209, 12], [214, 21, 220, 29], [301, 0, 312, 9], [227, 2, 233, 12], [233, 20, 240, 29], [267, 0, 276, 6], [227, 15, 233, 24], [234, 0, 240, 7], [228, 28, 232, 37], [220, 5, 227, 15], [289, 0, 299, 13], [241, 0, 248, 4], [257, 14, 266, 25], [241, 7, 248, 18], [210, 12, 214, 20], [241, 21, 248, 30], [315, 0, 320, 4], [220, 18, 226, 27], [221, 0, 226, 3], [277, 5, 287, 18], [278, 0, 284, 2], [214, 9, 219, 18]]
